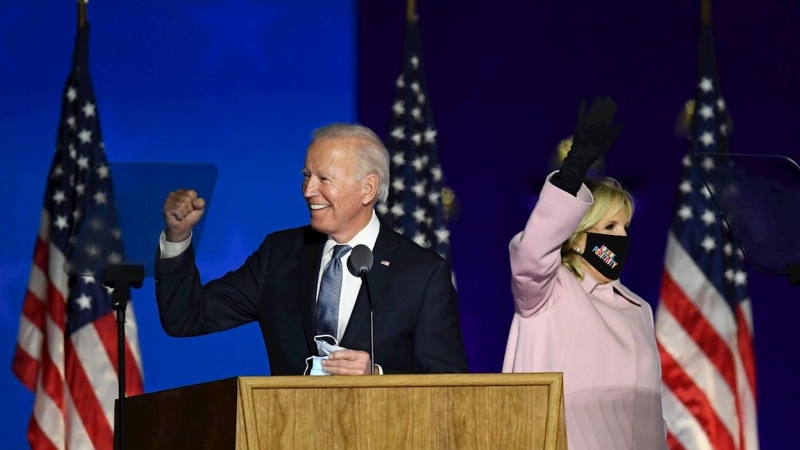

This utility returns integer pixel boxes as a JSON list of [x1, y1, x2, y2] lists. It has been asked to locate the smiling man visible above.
[[154, 123, 467, 376]]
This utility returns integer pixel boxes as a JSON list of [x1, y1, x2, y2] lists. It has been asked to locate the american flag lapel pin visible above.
[[381, 260, 390, 267]]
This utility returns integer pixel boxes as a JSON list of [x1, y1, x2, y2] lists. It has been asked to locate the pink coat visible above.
[[503, 179, 666, 450]]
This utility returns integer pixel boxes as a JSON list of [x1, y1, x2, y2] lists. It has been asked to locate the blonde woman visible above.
[[504, 97, 666, 450]]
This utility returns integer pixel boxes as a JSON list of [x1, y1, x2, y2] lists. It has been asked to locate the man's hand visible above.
[[321, 349, 374, 375], [163, 189, 205, 242]]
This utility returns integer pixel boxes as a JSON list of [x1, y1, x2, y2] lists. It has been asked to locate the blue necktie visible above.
[[315, 244, 351, 339]]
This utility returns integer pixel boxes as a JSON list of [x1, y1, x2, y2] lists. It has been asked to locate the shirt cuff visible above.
[[159, 230, 192, 259]]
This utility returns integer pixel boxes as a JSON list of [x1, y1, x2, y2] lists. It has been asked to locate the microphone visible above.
[[347, 244, 376, 375], [348, 244, 374, 276]]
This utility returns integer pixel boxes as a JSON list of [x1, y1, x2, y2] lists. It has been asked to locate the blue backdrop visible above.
[[2, 0, 799, 448], [1, 1, 354, 448]]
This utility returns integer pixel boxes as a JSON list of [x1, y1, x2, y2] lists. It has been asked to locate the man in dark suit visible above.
[[155, 123, 467, 375]]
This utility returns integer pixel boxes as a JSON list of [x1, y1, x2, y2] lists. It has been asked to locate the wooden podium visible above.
[[117, 373, 566, 450]]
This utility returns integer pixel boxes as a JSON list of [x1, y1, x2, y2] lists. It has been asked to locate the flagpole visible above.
[[676, 0, 713, 139], [407, 0, 417, 23], [78, 0, 86, 28], [701, 0, 711, 25]]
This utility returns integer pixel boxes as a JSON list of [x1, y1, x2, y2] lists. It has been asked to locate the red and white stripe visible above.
[[656, 232, 758, 450], [13, 209, 144, 450]]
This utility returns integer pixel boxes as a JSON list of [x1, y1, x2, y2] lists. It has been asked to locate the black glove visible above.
[[550, 96, 624, 196]]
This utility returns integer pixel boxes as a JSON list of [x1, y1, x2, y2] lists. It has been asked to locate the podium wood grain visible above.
[[118, 373, 566, 450]]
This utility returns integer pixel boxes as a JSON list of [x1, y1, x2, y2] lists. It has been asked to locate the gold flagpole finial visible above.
[[701, 0, 711, 25], [442, 187, 457, 221], [78, 0, 87, 28], [552, 136, 605, 171], [407, 0, 417, 23], [675, 99, 695, 140]]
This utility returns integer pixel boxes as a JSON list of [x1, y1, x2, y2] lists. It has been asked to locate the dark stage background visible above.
[[357, 1, 799, 448], [1, 0, 798, 448]]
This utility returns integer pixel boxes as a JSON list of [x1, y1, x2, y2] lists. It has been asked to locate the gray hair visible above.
[[312, 123, 390, 203]]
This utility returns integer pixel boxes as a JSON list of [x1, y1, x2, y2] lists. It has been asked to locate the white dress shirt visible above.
[[159, 210, 381, 343], [315, 210, 380, 342]]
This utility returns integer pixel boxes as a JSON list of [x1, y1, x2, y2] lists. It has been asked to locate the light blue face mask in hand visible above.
[[305, 335, 345, 376]]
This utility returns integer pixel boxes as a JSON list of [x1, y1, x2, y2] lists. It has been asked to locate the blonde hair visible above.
[[561, 178, 634, 280]]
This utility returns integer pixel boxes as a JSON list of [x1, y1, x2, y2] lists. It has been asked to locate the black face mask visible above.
[[580, 232, 630, 280]]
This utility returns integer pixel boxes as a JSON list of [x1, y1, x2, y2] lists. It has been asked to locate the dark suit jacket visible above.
[[154, 221, 468, 375]]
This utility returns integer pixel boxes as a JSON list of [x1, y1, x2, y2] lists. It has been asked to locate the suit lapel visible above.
[[340, 223, 400, 348], [298, 227, 326, 356]]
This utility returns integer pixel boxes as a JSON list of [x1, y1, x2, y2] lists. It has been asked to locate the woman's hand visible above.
[[551, 96, 624, 195]]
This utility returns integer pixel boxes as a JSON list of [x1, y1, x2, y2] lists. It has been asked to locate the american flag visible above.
[[655, 7, 758, 450], [11, 22, 144, 450], [376, 17, 451, 259]]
